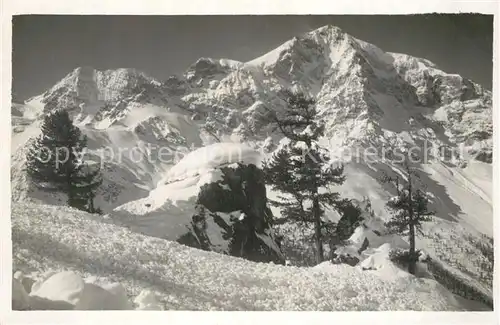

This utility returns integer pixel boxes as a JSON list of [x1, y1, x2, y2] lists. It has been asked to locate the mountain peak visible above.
[[245, 25, 352, 70], [64, 66, 154, 83], [35, 66, 161, 110], [184, 57, 243, 81], [72, 65, 96, 75], [308, 24, 344, 36]]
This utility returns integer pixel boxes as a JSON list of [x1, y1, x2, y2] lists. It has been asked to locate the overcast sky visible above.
[[12, 14, 493, 101]]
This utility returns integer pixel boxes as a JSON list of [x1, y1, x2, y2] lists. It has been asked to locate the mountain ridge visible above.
[[12, 23, 492, 212]]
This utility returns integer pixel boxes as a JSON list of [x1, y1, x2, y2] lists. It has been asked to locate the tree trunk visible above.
[[408, 222, 416, 275], [313, 196, 323, 264], [406, 161, 416, 275], [66, 172, 74, 207], [88, 194, 95, 213]]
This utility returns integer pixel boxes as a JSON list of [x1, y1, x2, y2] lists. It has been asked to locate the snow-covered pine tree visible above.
[[68, 164, 103, 214], [262, 90, 346, 264], [26, 110, 85, 190], [25, 109, 102, 213], [383, 152, 434, 275]]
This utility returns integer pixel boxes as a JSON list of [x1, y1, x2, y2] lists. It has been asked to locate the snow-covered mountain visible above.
[[12, 25, 492, 209], [11, 25, 493, 310]]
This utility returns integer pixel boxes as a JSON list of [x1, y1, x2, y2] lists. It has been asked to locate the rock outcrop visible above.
[[112, 143, 284, 264], [179, 163, 284, 264]]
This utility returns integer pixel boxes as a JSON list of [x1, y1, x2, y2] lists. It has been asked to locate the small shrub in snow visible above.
[[389, 248, 428, 267], [330, 252, 360, 267]]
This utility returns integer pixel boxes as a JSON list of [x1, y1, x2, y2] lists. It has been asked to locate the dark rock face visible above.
[[185, 58, 228, 82], [163, 76, 187, 96], [330, 253, 360, 267], [417, 72, 442, 107], [178, 163, 285, 264], [460, 78, 481, 101], [42, 86, 81, 114]]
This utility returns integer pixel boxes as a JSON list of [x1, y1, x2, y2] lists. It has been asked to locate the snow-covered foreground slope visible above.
[[12, 202, 478, 311]]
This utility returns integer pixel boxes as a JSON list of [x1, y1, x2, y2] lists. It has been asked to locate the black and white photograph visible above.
[[2, 3, 497, 320]]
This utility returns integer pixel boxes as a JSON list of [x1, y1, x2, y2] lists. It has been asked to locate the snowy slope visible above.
[[164, 142, 260, 182], [12, 202, 477, 311]]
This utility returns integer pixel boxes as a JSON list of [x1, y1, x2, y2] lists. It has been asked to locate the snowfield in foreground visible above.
[[12, 202, 473, 311]]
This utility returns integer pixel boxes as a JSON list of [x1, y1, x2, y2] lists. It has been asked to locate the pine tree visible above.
[[26, 110, 84, 189], [382, 152, 433, 275], [25, 109, 102, 213], [262, 90, 346, 264], [68, 164, 103, 213]]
